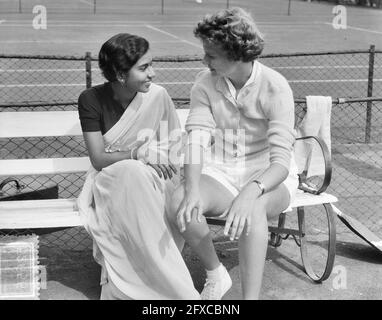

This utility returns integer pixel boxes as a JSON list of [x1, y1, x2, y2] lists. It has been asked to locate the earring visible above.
[[118, 77, 125, 85]]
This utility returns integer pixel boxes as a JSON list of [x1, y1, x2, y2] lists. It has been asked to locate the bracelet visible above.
[[130, 148, 137, 159], [252, 180, 265, 195]]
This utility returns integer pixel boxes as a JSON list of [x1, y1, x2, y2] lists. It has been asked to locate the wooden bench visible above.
[[0, 107, 338, 283]]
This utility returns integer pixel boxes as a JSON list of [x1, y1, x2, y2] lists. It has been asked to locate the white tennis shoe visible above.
[[200, 265, 232, 300]]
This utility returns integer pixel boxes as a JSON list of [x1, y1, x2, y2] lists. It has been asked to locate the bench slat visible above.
[[287, 191, 338, 211], [0, 157, 90, 176], [0, 192, 337, 229], [0, 108, 338, 231], [0, 199, 82, 228], [0, 109, 190, 139], [0, 111, 82, 138]]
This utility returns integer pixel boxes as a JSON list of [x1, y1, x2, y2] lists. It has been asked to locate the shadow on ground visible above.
[[39, 246, 101, 300], [334, 240, 382, 263], [39, 232, 382, 300]]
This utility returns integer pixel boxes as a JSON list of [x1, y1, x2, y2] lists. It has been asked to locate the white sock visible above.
[[206, 263, 225, 280]]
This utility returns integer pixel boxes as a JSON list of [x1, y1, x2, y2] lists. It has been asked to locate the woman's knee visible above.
[[248, 188, 289, 226], [109, 159, 147, 179], [248, 198, 268, 226]]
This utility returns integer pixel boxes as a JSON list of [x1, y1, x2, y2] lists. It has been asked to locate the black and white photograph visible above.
[[0, 0, 381, 306]]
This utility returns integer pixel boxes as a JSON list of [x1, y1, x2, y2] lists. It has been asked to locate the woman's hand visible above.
[[176, 187, 204, 232], [147, 163, 177, 180], [224, 183, 262, 241]]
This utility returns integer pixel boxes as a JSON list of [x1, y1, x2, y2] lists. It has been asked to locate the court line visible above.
[[79, 0, 93, 5], [145, 24, 181, 39], [1, 65, 379, 73], [0, 20, 319, 25], [0, 24, 169, 27], [0, 20, 181, 24], [0, 20, 6, 24], [0, 67, 205, 72], [273, 65, 376, 70], [145, 24, 202, 49], [288, 79, 382, 83], [0, 23, 322, 28], [322, 22, 382, 35], [0, 84, 86, 88], [1, 79, 381, 88], [0, 40, 181, 44]]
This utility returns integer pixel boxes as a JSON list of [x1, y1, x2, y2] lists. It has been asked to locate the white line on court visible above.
[[0, 41, 100, 44], [0, 23, 321, 28], [1, 79, 381, 88], [0, 20, 6, 24], [0, 84, 85, 88], [0, 67, 205, 73], [0, 69, 83, 72], [158, 24, 322, 28], [0, 24, 168, 27], [0, 20, 324, 25], [2, 65, 379, 73], [322, 22, 382, 35], [0, 40, 180, 44], [0, 83, 191, 88], [0, 20, 162, 24], [145, 25, 179, 39], [145, 24, 202, 49], [273, 65, 374, 70], [288, 79, 382, 83], [79, 0, 93, 5]]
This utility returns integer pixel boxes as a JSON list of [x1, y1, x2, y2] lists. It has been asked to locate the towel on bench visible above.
[[295, 95, 332, 177]]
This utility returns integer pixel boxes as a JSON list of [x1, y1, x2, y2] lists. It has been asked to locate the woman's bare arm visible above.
[[83, 131, 134, 171]]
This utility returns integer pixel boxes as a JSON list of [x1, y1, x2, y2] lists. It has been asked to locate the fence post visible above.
[[288, 0, 291, 15], [93, 0, 96, 14], [161, 0, 164, 14], [18, 0, 22, 13], [85, 52, 92, 89], [365, 44, 375, 143]]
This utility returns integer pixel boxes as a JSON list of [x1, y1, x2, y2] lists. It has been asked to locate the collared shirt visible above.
[[185, 60, 296, 171], [224, 60, 258, 102]]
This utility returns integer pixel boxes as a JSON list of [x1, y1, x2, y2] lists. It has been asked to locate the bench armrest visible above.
[[296, 135, 332, 195]]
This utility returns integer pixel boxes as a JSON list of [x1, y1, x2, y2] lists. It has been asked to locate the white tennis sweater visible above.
[[185, 60, 296, 171]]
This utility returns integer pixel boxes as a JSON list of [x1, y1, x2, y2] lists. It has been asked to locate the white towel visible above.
[[295, 96, 332, 177]]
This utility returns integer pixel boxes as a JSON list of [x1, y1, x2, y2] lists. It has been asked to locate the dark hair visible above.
[[194, 7, 264, 62], [98, 33, 149, 82]]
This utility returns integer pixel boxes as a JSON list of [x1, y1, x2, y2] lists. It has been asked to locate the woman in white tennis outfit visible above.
[[168, 7, 298, 300]]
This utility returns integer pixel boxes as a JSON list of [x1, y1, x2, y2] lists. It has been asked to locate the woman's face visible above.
[[202, 41, 239, 77], [120, 50, 155, 93]]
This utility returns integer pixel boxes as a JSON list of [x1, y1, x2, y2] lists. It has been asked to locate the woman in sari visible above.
[[76, 33, 200, 300]]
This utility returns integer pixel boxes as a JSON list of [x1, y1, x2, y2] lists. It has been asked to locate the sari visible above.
[[77, 84, 200, 300]]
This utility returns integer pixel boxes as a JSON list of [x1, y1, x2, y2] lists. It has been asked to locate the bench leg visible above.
[[298, 203, 336, 283], [269, 212, 286, 247]]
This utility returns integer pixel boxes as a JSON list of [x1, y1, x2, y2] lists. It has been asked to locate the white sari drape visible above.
[[77, 84, 200, 300]]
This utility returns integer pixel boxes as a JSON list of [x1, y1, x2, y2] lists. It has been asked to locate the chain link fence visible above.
[[277, 97, 382, 242], [0, 0, 312, 15], [1, 0, 380, 15], [323, 0, 381, 8], [1, 51, 381, 252], [0, 0, 231, 15], [1, 46, 380, 104]]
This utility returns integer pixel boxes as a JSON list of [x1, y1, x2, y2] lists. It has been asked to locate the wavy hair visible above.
[[98, 33, 149, 82], [194, 7, 264, 62]]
